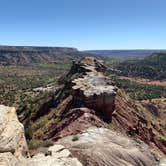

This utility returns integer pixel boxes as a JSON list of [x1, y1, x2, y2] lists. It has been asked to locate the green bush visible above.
[[35, 116, 48, 129], [28, 139, 43, 150], [72, 135, 79, 141], [25, 127, 33, 140], [41, 140, 54, 147]]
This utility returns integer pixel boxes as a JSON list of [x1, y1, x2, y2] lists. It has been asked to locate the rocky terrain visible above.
[[0, 104, 163, 166], [0, 105, 28, 165], [0, 105, 82, 166], [58, 127, 159, 166], [0, 56, 166, 166]]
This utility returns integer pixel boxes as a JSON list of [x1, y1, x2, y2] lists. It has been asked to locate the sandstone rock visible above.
[[0, 105, 28, 159], [0, 143, 82, 166], [71, 57, 117, 120], [18, 144, 82, 166], [0, 105, 82, 166], [160, 159, 166, 166], [0, 152, 18, 166], [58, 127, 160, 166]]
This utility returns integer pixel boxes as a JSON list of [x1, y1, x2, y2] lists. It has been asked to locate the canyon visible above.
[[0, 57, 166, 166]]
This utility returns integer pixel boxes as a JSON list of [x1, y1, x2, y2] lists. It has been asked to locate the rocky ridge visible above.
[[36, 57, 117, 141], [71, 57, 117, 119]]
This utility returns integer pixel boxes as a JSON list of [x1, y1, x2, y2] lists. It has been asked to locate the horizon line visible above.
[[0, 44, 166, 51]]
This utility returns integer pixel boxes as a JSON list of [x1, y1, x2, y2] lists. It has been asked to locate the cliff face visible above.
[[0, 105, 28, 159], [71, 57, 117, 120], [0, 105, 28, 165]]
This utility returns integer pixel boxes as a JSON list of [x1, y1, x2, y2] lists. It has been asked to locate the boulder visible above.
[[0, 105, 28, 160]]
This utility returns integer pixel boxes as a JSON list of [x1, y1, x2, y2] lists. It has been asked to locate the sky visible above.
[[0, 0, 166, 50]]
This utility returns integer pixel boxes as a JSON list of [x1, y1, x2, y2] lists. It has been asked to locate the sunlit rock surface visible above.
[[18, 144, 82, 166], [71, 57, 117, 120], [0, 105, 82, 166], [0, 105, 28, 161], [58, 127, 160, 166]]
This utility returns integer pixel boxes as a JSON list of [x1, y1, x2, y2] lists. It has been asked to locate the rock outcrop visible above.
[[71, 57, 117, 120], [0, 105, 28, 161], [58, 127, 159, 166], [0, 105, 82, 166], [19, 144, 82, 166]]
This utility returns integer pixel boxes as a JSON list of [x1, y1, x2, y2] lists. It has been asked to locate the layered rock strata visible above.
[[71, 57, 117, 120]]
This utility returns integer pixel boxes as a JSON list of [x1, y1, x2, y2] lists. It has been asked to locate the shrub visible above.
[[25, 127, 33, 140], [28, 139, 42, 150], [35, 116, 48, 130], [72, 135, 79, 141], [41, 140, 54, 147]]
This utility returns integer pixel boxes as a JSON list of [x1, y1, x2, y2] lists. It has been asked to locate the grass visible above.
[[27, 139, 54, 150]]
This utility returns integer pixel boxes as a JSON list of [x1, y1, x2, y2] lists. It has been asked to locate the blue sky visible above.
[[0, 0, 166, 50]]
